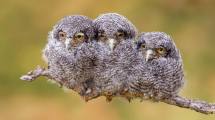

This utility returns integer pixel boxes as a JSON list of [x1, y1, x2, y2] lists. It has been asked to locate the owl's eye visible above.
[[58, 31, 67, 40], [141, 44, 146, 49], [98, 32, 107, 41], [156, 47, 166, 55], [116, 31, 125, 39], [99, 33, 106, 38], [74, 32, 85, 41]]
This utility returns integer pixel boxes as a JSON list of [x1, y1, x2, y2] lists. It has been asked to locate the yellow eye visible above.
[[116, 31, 125, 38], [116, 31, 125, 39], [117, 32, 124, 37], [98, 32, 107, 42], [156, 47, 166, 54], [58, 31, 67, 40], [74, 32, 85, 41], [99, 33, 106, 38], [141, 44, 146, 49]]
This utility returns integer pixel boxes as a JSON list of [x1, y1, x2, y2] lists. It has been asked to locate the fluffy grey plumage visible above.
[[43, 15, 96, 96], [93, 13, 138, 101], [94, 13, 137, 51], [128, 32, 184, 101], [20, 14, 215, 114]]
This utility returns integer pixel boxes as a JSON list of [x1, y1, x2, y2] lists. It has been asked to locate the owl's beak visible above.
[[65, 38, 71, 50], [145, 49, 155, 62], [107, 38, 116, 51]]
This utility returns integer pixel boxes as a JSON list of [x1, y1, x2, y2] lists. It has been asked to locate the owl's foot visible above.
[[78, 88, 100, 102], [125, 97, 132, 103], [120, 87, 133, 102], [105, 95, 113, 102], [78, 79, 101, 102], [104, 91, 116, 102], [20, 65, 50, 82]]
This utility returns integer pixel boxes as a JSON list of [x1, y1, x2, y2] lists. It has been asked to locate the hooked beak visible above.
[[107, 38, 116, 51], [65, 38, 71, 50], [145, 49, 155, 62]]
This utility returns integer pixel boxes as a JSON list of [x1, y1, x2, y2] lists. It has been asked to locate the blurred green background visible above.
[[1, 0, 215, 120]]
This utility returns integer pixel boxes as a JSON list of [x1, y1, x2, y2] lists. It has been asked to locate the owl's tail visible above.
[[161, 95, 215, 114]]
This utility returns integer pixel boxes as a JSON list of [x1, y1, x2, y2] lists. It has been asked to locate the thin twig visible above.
[[162, 95, 215, 114], [20, 66, 51, 82]]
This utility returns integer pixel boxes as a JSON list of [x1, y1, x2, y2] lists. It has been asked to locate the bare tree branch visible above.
[[20, 66, 51, 82], [20, 67, 215, 115], [162, 95, 215, 114]]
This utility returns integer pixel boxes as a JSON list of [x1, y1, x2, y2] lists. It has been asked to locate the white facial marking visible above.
[[108, 38, 116, 51], [145, 49, 154, 62], [65, 38, 71, 49]]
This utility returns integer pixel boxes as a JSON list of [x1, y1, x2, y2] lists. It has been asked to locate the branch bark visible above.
[[20, 67, 215, 115], [162, 95, 215, 114], [20, 66, 51, 82]]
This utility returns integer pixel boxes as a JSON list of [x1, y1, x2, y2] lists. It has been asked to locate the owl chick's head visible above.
[[93, 13, 137, 51], [136, 32, 181, 62], [49, 15, 94, 50]]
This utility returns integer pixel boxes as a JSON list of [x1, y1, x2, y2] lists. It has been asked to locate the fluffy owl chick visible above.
[[22, 15, 96, 98], [93, 13, 138, 101], [94, 13, 137, 51], [129, 32, 184, 101]]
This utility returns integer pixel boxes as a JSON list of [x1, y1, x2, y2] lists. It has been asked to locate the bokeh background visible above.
[[1, 0, 215, 120]]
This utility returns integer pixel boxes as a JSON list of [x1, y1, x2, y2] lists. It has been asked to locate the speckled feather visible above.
[[43, 15, 97, 95], [92, 13, 138, 101], [128, 32, 184, 101], [94, 13, 137, 39]]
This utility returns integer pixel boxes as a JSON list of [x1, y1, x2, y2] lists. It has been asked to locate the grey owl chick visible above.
[[93, 13, 138, 101], [43, 15, 96, 97], [128, 32, 184, 101]]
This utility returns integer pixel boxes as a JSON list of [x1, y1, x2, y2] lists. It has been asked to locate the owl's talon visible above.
[[126, 97, 132, 103], [106, 96, 113, 102], [82, 95, 93, 102], [83, 96, 89, 102]]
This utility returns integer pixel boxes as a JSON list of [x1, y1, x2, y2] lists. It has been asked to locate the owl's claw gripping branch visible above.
[[162, 95, 215, 114], [20, 66, 51, 82]]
